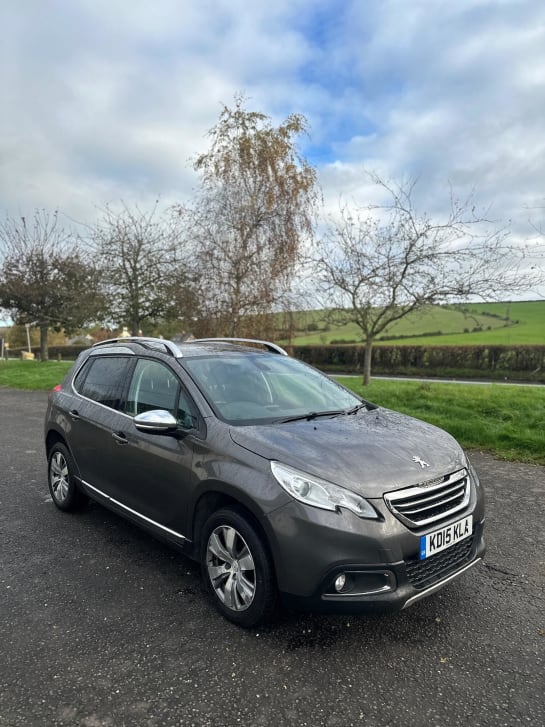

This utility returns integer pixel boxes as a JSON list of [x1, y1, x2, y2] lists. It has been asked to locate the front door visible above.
[[107, 358, 199, 534]]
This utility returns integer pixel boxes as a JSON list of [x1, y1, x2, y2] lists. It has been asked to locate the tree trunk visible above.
[[363, 338, 374, 386], [39, 324, 49, 361]]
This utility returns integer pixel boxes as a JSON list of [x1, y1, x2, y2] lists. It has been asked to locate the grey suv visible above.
[[44, 336, 485, 627]]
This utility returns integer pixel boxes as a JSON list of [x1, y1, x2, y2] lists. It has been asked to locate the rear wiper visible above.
[[277, 409, 348, 424]]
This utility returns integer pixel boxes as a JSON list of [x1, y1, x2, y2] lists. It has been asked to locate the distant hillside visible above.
[[277, 301, 545, 347]]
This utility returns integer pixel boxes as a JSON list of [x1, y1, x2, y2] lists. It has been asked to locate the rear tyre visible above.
[[48, 442, 87, 512], [201, 507, 277, 628]]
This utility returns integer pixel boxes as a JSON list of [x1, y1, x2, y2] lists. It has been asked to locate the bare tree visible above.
[[89, 202, 194, 335], [180, 94, 319, 337], [0, 210, 102, 360], [317, 175, 544, 384]]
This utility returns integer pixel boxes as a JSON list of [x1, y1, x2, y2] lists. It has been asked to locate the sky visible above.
[[1, 1, 545, 275]]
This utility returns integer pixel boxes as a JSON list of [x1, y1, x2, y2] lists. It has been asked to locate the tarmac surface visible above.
[[1, 387, 544, 727]]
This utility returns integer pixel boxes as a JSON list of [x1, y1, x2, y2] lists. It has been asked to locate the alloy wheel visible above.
[[206, 525, 256, 611], [50, 451, 70, 503]]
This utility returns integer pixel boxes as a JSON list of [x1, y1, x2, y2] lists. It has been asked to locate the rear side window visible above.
[[74, 356, 133, 410]]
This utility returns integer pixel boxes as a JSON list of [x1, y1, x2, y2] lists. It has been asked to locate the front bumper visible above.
[[281, 522, 485, 614], [264, 495, 486, 614]]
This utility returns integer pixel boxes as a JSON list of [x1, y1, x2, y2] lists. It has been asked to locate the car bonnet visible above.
[[229, 407, 466, 498]]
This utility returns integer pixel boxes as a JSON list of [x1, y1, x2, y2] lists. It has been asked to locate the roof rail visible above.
[[188, 337, 288, 356], [92, 337, 181, 358]]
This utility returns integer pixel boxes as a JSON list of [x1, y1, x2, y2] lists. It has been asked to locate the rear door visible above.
[[69, 354, 135, 494]]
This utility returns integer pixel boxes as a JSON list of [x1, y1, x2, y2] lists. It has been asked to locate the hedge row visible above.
[[292, 344, 545, 380]]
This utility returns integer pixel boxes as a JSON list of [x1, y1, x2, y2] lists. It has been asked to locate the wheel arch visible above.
[[190, 485, 277, 575], [45, 429, 68, 457], [45, 429, 82, 481]]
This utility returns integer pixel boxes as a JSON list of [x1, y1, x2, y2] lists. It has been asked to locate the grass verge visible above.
[[337, 377, 545, 466], [1, 361, 543, 466], [0, 360, 73, 390]]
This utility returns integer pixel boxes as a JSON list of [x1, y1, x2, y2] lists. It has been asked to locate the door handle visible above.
[[111, 431, 129, 445], [69, 409, 80, 421]]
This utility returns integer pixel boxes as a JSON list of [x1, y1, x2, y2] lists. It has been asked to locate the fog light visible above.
[[334, 574, 346, 592]]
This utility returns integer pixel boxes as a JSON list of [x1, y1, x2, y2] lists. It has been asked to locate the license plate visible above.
[[419, 515, 473, 560]]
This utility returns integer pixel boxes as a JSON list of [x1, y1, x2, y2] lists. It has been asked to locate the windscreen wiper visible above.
[[277, 409, 348, 424], [278, 401, 378, 424], [347, 401, 378, 414]]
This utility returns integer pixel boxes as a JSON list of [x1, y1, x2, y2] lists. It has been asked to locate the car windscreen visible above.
[[183, 353, 362, 424]]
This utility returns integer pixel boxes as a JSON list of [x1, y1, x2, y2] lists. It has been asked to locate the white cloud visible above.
[[321, 1, 545, 236], [0, 0, 544, 279]]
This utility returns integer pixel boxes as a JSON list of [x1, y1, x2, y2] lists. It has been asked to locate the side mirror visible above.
[[134, 409, 178, 434]]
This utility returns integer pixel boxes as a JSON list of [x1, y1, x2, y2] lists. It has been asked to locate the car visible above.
[[44, 336, 485, 627]]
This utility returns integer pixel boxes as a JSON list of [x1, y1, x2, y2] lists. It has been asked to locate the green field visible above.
[[1, 360, 543, 464], [280, 300, 545, 346]]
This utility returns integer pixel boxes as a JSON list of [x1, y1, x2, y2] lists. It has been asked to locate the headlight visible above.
[[466, 456, 481, 488], [271, 461, 378, 519]]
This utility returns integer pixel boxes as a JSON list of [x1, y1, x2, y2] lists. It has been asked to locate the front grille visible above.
[[406, 534, 474, 589], [384, 468, 470, 528]]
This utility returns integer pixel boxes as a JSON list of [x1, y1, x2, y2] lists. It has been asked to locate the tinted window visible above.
[[75, 356, 133, 410]]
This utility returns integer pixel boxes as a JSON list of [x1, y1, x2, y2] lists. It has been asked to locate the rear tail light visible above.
[[52, 384, 62, 392]]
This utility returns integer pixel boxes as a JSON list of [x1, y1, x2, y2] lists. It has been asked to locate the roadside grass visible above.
[[336, 377, 545, 466], [0, 360, 73, 390], [1, 361, 543, 466]]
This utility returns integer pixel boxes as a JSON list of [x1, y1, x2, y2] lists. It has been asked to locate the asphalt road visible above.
[[1, 388, 544, 727]]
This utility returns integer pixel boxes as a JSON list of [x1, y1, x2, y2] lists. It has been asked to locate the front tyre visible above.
[[48, 442, 87, 512], [201, 507, 277, 628]]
